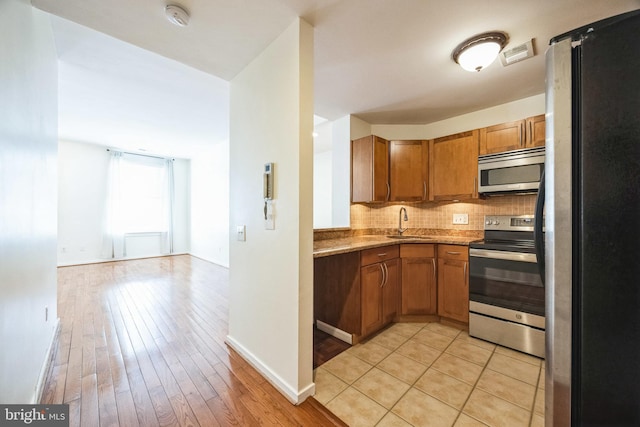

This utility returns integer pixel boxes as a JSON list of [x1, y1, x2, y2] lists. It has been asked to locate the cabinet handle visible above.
[[473, 177, 477, 198], [463, 261, 467, 282], [519, 123, 523, 146], [446, 251, 461, 255], [379, 263, 385, 287], [431, 258, 436, 283], [386, 182, 390, 201], [377, 253, 387, 257], [383, 262, 388, 287], [423, 181, 427, 200], [529, 121, 533, 144]]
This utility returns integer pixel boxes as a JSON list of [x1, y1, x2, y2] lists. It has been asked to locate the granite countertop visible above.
[[313, 234, 482, 258]]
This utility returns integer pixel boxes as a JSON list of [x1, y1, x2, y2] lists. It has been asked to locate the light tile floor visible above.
[[314, 322, 545, 427]]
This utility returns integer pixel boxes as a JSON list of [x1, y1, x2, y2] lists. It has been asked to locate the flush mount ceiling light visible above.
[[452, 32, 508, 72], [165, 4, 190, 27]]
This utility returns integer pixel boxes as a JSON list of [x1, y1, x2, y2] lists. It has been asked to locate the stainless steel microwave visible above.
[[478, 147, 545, 195]]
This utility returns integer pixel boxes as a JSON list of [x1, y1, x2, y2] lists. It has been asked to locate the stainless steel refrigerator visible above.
[[543, 9, 640, 426]]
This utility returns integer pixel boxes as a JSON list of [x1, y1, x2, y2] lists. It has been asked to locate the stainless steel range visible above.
[[468, 215, 544, 358]]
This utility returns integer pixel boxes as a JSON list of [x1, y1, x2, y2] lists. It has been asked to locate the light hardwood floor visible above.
[[41, 255, 345, 426]]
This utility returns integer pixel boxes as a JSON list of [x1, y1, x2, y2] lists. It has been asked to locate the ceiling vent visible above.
[[500, 39, 535, 66]]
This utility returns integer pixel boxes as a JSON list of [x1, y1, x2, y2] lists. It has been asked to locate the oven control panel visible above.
[[484, 215, 534, 231]]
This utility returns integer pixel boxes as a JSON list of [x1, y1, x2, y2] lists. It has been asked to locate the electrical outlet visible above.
[[453, 213, 469, 225]]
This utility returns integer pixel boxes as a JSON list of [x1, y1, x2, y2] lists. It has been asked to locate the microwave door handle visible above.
[[534, 168, 546, 285]]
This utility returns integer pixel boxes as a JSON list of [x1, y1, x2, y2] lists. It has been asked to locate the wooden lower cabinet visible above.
[[361, 262, 384, 337], [437, 245, 469, 323], [360, 246, 399, 338], [314, 252, 361, 335], [314, 243, 472, 343], [400, 244, 437, 315], [361, 258, 399, 337], [382, 258, 400, 323]]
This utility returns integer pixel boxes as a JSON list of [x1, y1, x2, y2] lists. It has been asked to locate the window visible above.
[[119, 158, 168, 233], [103, 151, 175, 258]]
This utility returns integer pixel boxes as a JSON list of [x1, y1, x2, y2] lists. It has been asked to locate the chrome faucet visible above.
[[398, 207, 409, 235]]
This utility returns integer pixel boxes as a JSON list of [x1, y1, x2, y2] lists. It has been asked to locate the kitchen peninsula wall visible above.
[[351, 194, 536, 232]]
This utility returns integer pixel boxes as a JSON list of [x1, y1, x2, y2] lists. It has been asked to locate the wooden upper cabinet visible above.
[[479, 115, 546, 155], [526, 114, 546, 148], [479, 119, 525, 155], [389, 140, 428, 201], [429, 130, 479, 201], [351, 135, 389, 203]]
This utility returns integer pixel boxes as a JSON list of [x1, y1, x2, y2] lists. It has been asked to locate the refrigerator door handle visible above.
[[534, 168, 546, 285]]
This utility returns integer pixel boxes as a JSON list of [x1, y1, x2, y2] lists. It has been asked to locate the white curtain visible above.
[[102, 151, 175, 259], [102, 150, 125, 258], [160, 158, 175, 255]]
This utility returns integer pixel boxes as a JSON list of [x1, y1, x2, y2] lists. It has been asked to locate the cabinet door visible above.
[[351, 135, 389, 203], [401, 256, 437, 315], [361, 263, 384, 337], [437, 257, 469, 323], [389, 140, 428, 201], [314, 252, 361, 335], [479, 120, 525, 155], [382, 258, 400, 323], [429, 130, 479, 201], [526, 114, 546, 148]]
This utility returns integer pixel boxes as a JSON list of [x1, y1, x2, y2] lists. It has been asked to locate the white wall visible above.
[[313, 150, 332, 228], [370, 93, 545, 140], [331, 115, 352, 228], [57, 140, 191, 265], [228, 18, 314, 403], [312, 115, 353, 230], [350, 115, 373, 139], [0, 0, 58, 403], [58, 140, 109, 264], [313, 120, 332, 229], [190, 142, 230, 267]]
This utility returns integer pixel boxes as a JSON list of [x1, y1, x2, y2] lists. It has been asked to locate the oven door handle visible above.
[[534, 169, 545, 285], [469, 248, 538, 263]]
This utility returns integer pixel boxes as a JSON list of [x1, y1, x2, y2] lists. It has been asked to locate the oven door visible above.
[[469, 248, 544, 316]]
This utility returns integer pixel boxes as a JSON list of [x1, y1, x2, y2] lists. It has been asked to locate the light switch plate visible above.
[[236, 225, 246, 241], [453, 213, 469, 225]]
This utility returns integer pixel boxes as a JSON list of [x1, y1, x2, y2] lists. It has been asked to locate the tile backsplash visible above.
[[351, 195, 537, 231]]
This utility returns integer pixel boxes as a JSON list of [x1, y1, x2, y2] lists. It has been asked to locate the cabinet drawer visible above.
[[361, 245, 399, 266], [400, 244, 435, 258], [437, 244, 468, 260]]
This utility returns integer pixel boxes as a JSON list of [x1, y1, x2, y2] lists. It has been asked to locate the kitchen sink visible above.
[[386, 235, 420, 239]]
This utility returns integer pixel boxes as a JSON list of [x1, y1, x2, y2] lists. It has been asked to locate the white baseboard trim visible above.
[[32, 318, 60, 404], [225, 335, 315, 405], [316, 320, 353, 344], [187, 253, 229, 269], [57, 252, 189, 267]]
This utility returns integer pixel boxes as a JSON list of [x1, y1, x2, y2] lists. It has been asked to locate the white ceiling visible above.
[[33, 0, 639, 157]]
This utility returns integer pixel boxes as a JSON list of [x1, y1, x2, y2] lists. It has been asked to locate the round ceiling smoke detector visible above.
[[165, 4, 190, 27]]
